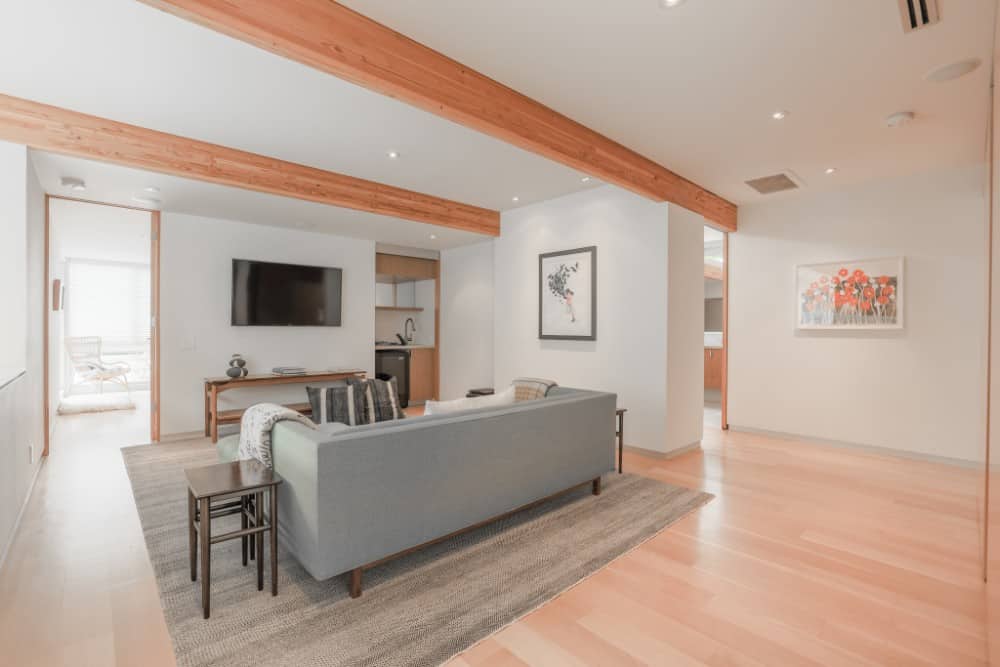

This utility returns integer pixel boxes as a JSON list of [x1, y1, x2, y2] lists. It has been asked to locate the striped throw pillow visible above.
[[348, 376, 406, 423], [306, 384, 366, 426]]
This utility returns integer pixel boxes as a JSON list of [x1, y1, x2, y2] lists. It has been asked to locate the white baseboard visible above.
[[0, 457, 45, 573], [728, 424, 982, 469]]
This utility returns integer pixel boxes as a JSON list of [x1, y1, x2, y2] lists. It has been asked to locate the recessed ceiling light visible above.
[[925, 58, 982, 83], [386, 151, 399, 159], [131, 196, 162, 207], [824, 167, 837, 175], [771, 110, 788, 121], [60, 176, 86, 192], [659, 0, 686, 7], [143, 186, 161, 194], [429, 234, 438, 240], [512, 196, 520, 202], [581, 176, 591, 183]]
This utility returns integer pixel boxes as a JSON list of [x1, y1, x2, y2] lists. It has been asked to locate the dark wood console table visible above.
[[203, 370, 365, 442]]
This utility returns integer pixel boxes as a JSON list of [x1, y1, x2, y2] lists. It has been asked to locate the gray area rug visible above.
[[122, 439, 712, 667]]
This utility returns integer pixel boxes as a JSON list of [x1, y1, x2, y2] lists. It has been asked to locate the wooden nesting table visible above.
[[203, 370, 366, 443], [186, 460, 283, 619]]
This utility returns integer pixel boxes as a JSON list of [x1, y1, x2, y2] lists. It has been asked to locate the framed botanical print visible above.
[[539, 246, 596, 340], [796, 256, 904, 330]]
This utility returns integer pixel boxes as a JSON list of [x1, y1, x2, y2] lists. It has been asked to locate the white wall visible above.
[[439, 241, 494, 399], [50, 198, 150, 264], [374, 279, 435, 346], [1, 148, 44, 567], [665, 206, 705, 452], [730, 164, 987, 462], [0, 141, 27, 385], [49, 199, 152, 399], [160, 214, 375, 435], [494, 186, 677, 452]]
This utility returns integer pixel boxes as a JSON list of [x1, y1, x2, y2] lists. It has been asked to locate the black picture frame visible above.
[[538, 246, 597, 341]]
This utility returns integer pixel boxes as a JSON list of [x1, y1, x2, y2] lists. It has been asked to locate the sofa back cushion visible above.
[[424, 385, 517, 416]]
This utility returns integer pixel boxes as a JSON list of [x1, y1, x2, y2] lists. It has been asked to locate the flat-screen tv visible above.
[[231, 259, 342, 326]]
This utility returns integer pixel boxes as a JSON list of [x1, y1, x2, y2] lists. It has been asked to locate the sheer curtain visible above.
[[64, 259, 151, 390]]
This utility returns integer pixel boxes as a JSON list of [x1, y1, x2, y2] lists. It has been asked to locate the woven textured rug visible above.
[[122, 439, 712, 667]]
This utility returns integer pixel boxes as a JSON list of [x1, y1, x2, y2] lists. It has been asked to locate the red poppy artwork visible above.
[[796, 257, 903, 330]]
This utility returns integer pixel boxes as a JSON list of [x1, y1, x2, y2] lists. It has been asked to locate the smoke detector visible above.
[[60, 176, 86, 192], [886, 111, 915, 128], [925, 58, 982, 83]]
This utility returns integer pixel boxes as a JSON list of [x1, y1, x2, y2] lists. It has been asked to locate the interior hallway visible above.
[[0, 404, 990, 666]]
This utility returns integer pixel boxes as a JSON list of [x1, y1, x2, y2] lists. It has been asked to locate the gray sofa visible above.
[[266, 386, 616, 595]]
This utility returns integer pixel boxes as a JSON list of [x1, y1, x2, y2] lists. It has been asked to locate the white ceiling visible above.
[[341, 0, 995, 204], [3, 0, 994, 243], [31, 151, 489, 250]]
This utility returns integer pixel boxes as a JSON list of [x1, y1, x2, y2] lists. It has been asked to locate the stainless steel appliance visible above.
[[375, 348, 410, 408]]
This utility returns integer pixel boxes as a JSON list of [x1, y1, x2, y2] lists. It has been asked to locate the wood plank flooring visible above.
[[0, 404, 990, 666]]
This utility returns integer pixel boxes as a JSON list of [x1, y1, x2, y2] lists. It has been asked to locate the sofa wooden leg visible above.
[[350, 568, 363, 598], [592, 477, 602, 496]]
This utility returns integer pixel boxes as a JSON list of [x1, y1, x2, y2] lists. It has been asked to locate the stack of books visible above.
[[271, 366, 307, 376]]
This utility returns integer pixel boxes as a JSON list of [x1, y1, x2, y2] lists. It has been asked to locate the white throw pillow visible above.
[[424, 385, 517, 416]]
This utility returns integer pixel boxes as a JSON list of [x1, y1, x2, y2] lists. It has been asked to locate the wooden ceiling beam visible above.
[[138, 0, 738, 231], [0, 94, 499, 236]]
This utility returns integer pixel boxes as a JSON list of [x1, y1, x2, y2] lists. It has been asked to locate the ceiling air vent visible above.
[[897, 0, 940, 33], [745, 172, 799, 195]]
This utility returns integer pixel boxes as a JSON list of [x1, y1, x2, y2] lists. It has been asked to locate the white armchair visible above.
[[65, 336, 131, 393]]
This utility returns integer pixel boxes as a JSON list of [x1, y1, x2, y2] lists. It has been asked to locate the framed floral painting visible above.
[[796, 257, 903, 330], [539, 246, 596, 340]]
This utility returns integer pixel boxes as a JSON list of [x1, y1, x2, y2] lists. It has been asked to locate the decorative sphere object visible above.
[[227, 353, 249, 378]]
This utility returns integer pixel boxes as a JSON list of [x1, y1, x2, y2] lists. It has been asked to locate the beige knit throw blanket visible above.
[[237, 403, 316, 468]]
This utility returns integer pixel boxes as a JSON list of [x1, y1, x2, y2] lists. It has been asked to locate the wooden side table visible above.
[[185, 460, 283, 619], [616, 408, 627, 474]]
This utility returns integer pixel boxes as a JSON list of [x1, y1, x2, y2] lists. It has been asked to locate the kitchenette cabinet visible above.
[[409, 348, 434, 402], [704, 347, 724, 390]]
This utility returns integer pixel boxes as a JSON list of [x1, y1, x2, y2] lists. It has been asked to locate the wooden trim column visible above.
[[42, 196, 50, 457], [151, 211, 161, 442], [721, 232, 730, 430], [434, 260, 441, 401]]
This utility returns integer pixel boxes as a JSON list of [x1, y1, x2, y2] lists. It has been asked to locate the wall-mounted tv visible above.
[[231, 259, 342, 326]]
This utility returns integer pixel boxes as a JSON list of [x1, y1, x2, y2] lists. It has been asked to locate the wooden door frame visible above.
[[42, 195, 161, 456], [721, 231, 730, 430]]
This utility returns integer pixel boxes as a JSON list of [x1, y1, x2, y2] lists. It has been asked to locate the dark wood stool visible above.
[[616, 408, 627, 473], [185, 460, 283, 619]]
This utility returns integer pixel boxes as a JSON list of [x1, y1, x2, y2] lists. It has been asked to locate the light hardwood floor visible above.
[[0, 406, 991, 666]]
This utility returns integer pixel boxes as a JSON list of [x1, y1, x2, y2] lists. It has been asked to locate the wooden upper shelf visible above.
[[375, 254, 437, 281], [138, 0, 738, 231]]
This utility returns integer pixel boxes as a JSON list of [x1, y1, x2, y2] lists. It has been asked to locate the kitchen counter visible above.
[[375, 344, 436, 351]]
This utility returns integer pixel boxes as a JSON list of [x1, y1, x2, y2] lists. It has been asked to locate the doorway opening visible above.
[[45, 197, 160, 454], [704, 226, 728, 429]]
